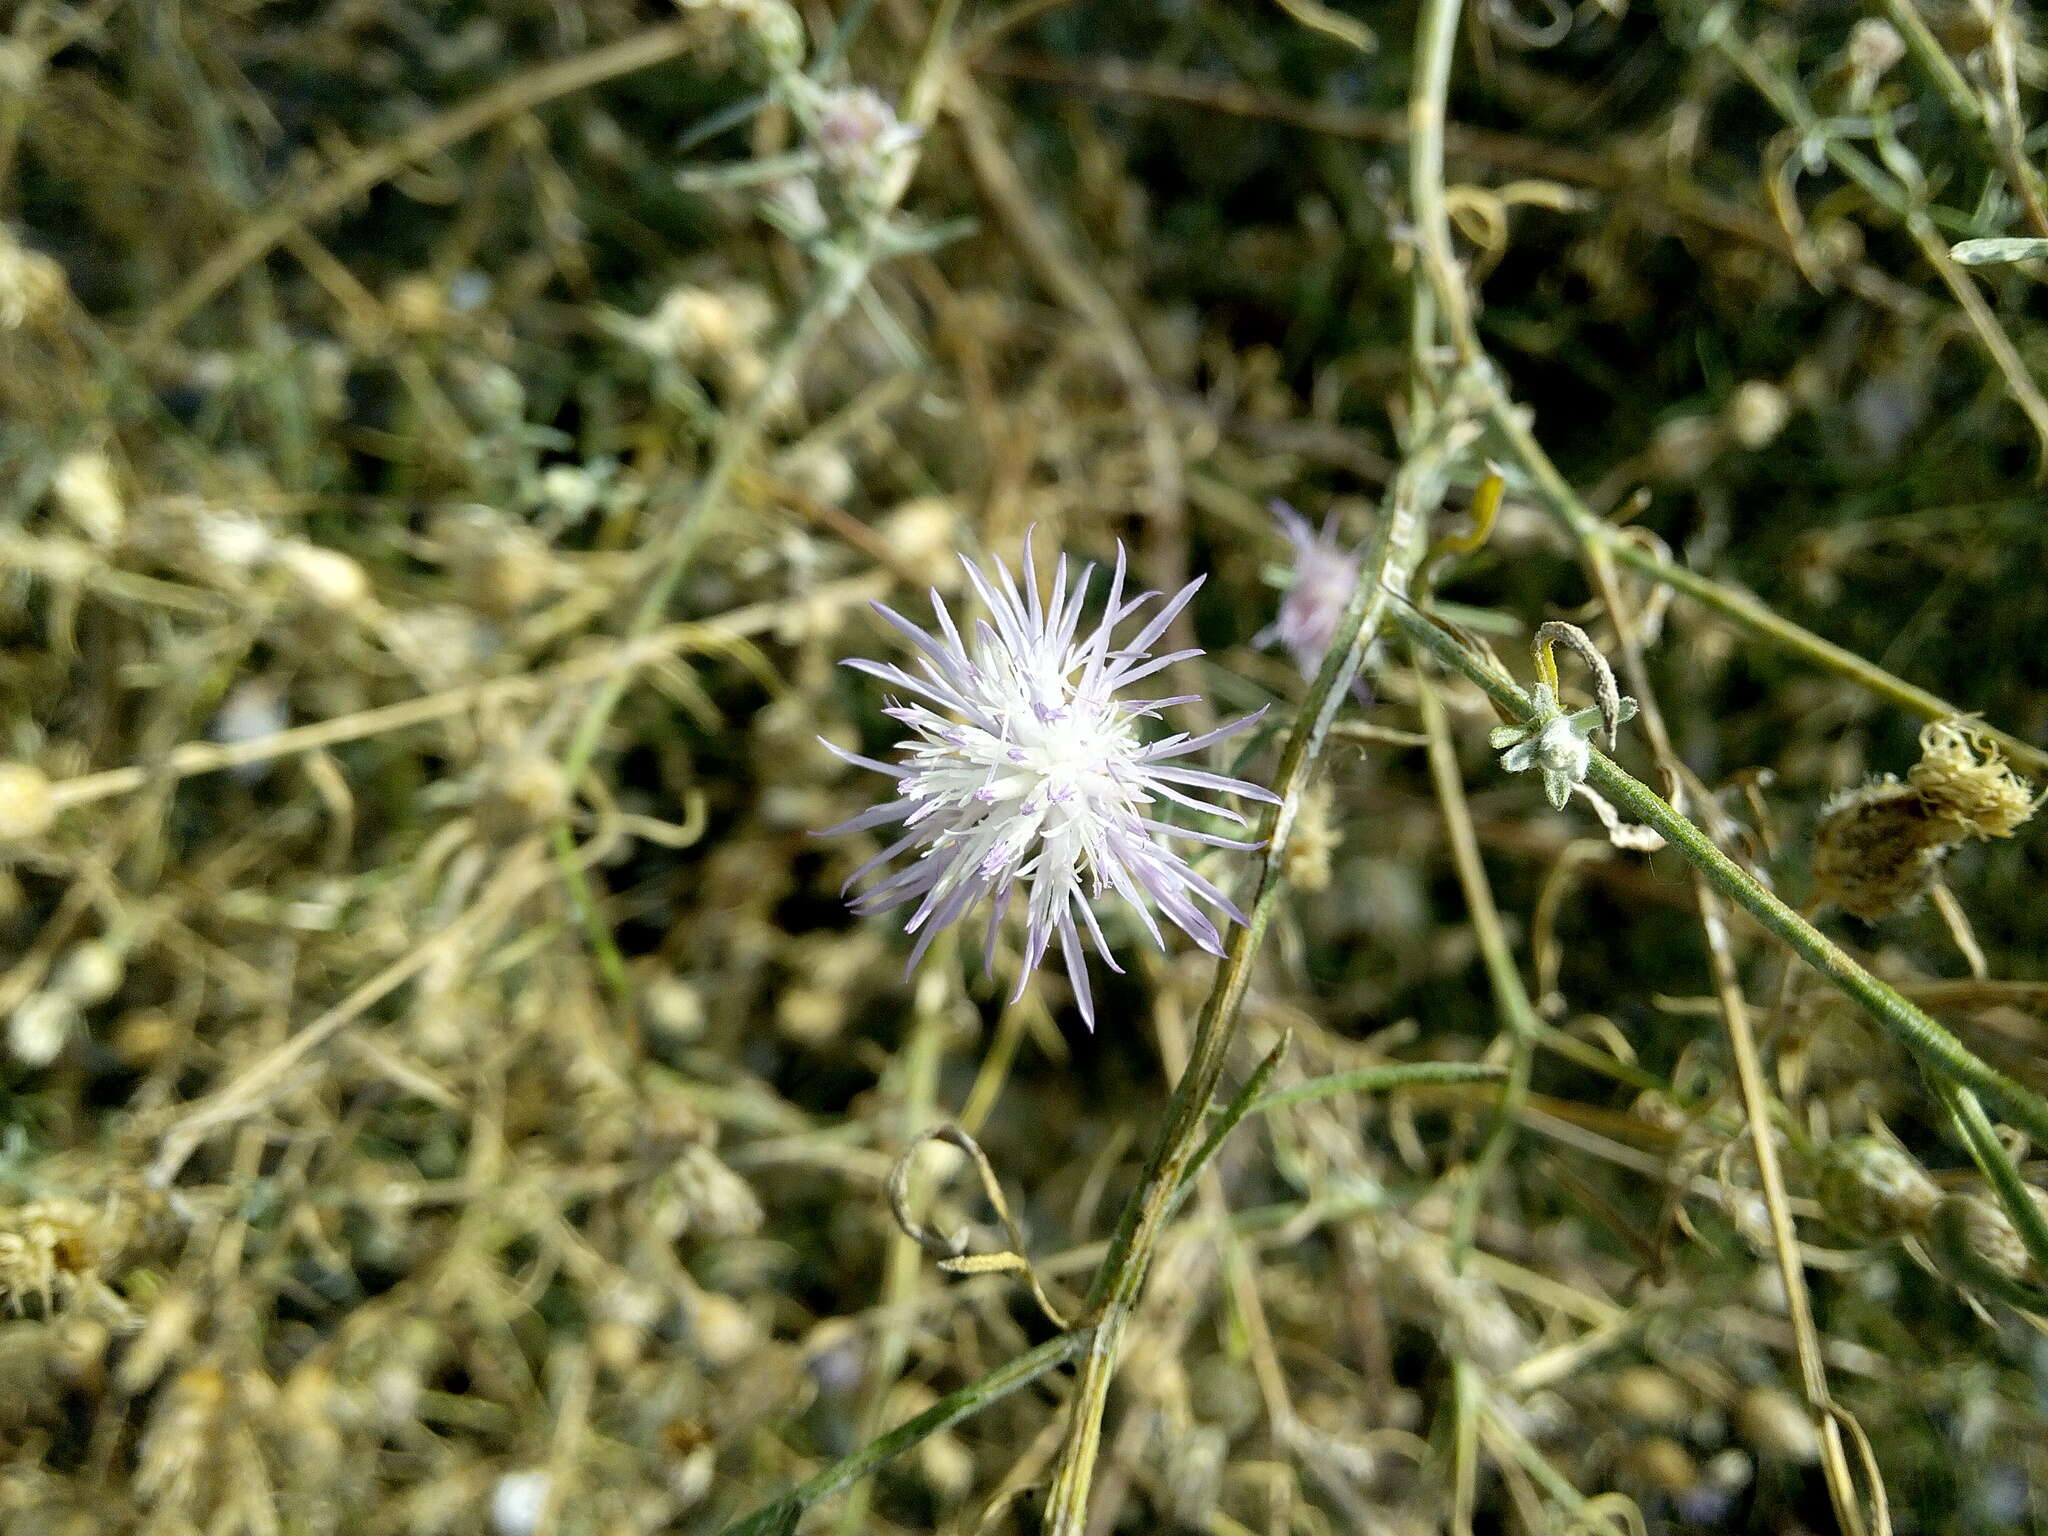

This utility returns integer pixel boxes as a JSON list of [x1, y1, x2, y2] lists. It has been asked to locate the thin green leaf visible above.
[[716, 1330, 1087, 1536], [1950, 237, 2048, 265], [1253, 1059, 1507, 1115]]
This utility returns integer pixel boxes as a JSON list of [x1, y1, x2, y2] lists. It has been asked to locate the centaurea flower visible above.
[[821, 541, 1278, 1026], [1256, 501, 1365, 679]]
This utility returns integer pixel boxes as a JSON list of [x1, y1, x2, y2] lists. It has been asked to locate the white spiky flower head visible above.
[[822, 536, 1278, 1027]]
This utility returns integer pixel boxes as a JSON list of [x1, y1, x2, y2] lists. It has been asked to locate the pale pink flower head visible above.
[[821, 538, 1278, 1027], [1256, 501, 1362, 678]]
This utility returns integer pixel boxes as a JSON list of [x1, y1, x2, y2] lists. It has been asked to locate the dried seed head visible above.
[[490, 1469, 551, 1536], [7, 994, 78, 1068], [1646, 412, 1720, 480], [0, 763, 56, 842], [1817, 1135, 1941, 1242], [273, 541, 373, 613], [679, 0, 807, 72], [186, 508, 276, 580], [1620, 1434, 1699, 1495], [1723, 380, 1791, 450], [1847, 17, 1906, 80], [384, 274, 447, 335], [661, 1144, 764, 1240], [1908, 721, 2037, 841], [639, 974, 707, 1043], [1734, 1386, 1821, 1464], [779, 443, 855, 507], [1610, 1365, 1690, 1428], [1811, 778, 1950, 919], [48, 450, 125, 547], [380, 604, 492, 688], [474, 752, 571, 841], [450, 355, 528, 422], [1936, 1193, 2038, 1286], [445, 511, 558, 618], [1814, 723, 2036, 918], [627, 283, 773, 366], [877, 498, 965, 590], [686, 1289, 760, 1369], [0, 1194, 126, 1313], [0, 228, 64, 330], [718, 344, 797, 415], [51, 941, 124, 1008], [1189, 1354, 1261, 1438], [537, 462, 604, 521]]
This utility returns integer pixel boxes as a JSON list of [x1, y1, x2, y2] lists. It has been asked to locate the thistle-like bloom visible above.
[[821, 541, 1278, 1026], [1256, 501, 1364, 678]]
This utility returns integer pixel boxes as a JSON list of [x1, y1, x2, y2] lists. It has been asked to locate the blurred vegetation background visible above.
[[2, 0, 2047, 1532]]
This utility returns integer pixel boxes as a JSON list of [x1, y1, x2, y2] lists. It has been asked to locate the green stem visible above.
[[1249, 1059, 1507, 1117], [1393, 602, 2048, 1148], [717, 1330, 1089, 1536], [1673, 0, 2048, 465], [1415, 665, 1540, 1271], [1038, 379, 1453, 1536], [559, 4, 961, 792], [1174, 1055, 1507, 1209], [1939, 1081, 2048, 1279], [1481, 385, 2048, 776]]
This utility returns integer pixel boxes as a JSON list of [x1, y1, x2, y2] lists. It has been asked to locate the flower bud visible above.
[[474, 752, 570, 841], [1811, 779, 1949, 920], [1847, 18, 1905, 80], [1621, 1434, 1699, 1495], [0, 228, 64, 330], [274, 541, 373, 613], [1723, 380, 1791, 451], [1817, 1135, 1940, 1241], [1935, 1193, 2037, 1287], [52, 941, 124, 1007], [490, 1469, 550, 1536], [8, 993, 78, 1066], [1735, 1386, 1820, 1464], [49, 450, 125, 547], [1611, 1365, 1690, 1428], [0, 763, 55, 841]]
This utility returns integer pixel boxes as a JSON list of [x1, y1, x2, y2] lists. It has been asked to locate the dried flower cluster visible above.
[[1813, 719, 2038, 918]]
